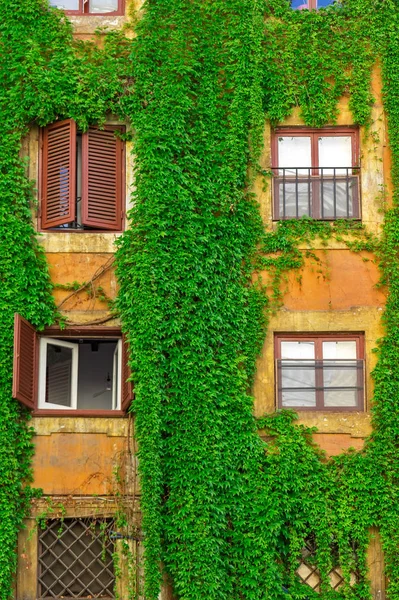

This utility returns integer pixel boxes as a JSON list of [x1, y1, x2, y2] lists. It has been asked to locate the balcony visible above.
[[272, 167, 360, 220]]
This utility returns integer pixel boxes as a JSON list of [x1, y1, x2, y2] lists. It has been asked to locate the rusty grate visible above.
[[296, 535, 358, 592], [38, 518, 115, 599]]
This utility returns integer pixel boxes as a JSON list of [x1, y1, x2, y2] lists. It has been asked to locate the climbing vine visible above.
[[3, 0, 399, 599], [115, 1, 391, 598], [0, 1, 130, 597]]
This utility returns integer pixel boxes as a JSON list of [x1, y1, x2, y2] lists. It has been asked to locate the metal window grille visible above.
[[272, 167, 360, 220], [296, 535, 358, 592], [276, 359, 364, 410], [38, 518, 115, 599]]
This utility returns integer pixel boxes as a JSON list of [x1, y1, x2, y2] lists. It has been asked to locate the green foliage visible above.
[[4, 0, 399, 599], [0, 1, 130, 597], [114, 0, 399, 598]]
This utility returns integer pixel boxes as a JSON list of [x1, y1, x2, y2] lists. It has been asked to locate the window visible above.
[[41, 120, 125, 231], [38, 518, 115, 599], [296, 534, 359, 591], [275, 334, 364, 411], [291, 0, 336, 9], [49, 0, 124, 15], [13, 314, 133, 414], [272, 128, 360, 220]]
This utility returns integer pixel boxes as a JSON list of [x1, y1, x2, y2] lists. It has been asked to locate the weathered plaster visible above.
[[253, 306, 382, 439]]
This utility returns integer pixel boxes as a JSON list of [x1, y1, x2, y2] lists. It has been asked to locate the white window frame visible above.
[[38, 337, 122, 410]]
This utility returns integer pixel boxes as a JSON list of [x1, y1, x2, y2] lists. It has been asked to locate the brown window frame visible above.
[[39, 120, 126, 233], [13, 315, 133, 417], [49, 0, 125, 16], [271, 127, 360, 221], [275, 333, 365, 412]]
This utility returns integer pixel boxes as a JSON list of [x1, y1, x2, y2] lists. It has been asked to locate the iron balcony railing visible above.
[[272, 167, 360, 220], [276, 359, 364, 410]]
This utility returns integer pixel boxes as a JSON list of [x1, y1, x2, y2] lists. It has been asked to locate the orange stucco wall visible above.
[[32, 432, 127, 495], [282, 249, 385, 311]]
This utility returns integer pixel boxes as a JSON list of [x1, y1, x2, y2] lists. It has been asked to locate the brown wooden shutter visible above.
[[81, 127, 123, 231], [13, 314, 37, 410], [122, 335, 133, 412], [41, 119, 77, 229]]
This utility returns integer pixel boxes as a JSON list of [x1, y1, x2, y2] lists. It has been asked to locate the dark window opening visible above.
[[41, 339, 121, 410], [12, 315, 134, 414]]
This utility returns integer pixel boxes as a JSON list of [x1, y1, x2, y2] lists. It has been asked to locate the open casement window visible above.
[[275, 334, 365, 411], [41, 119, 124, 231], [49, 0, 124, 15], [291, 0, 336, 8], [13, 314, 133, 413], [271, 128, 360, 220]]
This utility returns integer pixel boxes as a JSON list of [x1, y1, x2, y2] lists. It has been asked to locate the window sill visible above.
[[68, 14, 126, 35], [31, 415, 129, 436], [271, 217, 362, 222], [278, 405, 365, 412], [38, 231, 121, 253], [33, 409, 127, 417]]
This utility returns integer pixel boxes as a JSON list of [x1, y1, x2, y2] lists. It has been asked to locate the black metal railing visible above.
[[272, 167, 360, 220], [276, 359, 364, 410]]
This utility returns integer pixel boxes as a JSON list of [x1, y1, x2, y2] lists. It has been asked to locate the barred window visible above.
[[38, 518, 115, 599], [271, 128, 360, 220], [275, 334, 365, 411], [297, 534, 359, 592]]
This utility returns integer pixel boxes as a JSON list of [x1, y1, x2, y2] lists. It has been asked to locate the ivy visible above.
[[0, 1, 130, 597], [3, 0, 399, 599]]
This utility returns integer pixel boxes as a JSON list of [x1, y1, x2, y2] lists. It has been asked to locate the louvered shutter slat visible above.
[[81, 127, 123, 231], [122, 335, 133, 412], [13, 314, 37, 410], [42, 119, 76, 229]]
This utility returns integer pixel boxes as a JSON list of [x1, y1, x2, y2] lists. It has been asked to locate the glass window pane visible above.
[[281, 362, 316, 407], [279, 181, 312, 218], [321, 181, 353, 218], [323, 341, 357, 359], [49, 0, 79, 8], [318, 136, 352, 175], [282, 390, 316, 407], [278, 136, 312, 175], [324, 390, 357, 407], [282, 362, 315, 387], [89, 0, 118, 12], [46, 344, 73, 407], [291, 0, 309, 8], [280, 342, 316, 407], [322, 342, 360, 407], [281, 341, 315, 359], [323, 362, 357, 388]]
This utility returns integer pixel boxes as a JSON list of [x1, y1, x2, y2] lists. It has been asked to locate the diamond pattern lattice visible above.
[[296, 535, 358, 592], [38, 518, 115, 599]]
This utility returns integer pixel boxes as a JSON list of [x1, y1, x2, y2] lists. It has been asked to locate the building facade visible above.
[[11, 0, 392, 598]]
